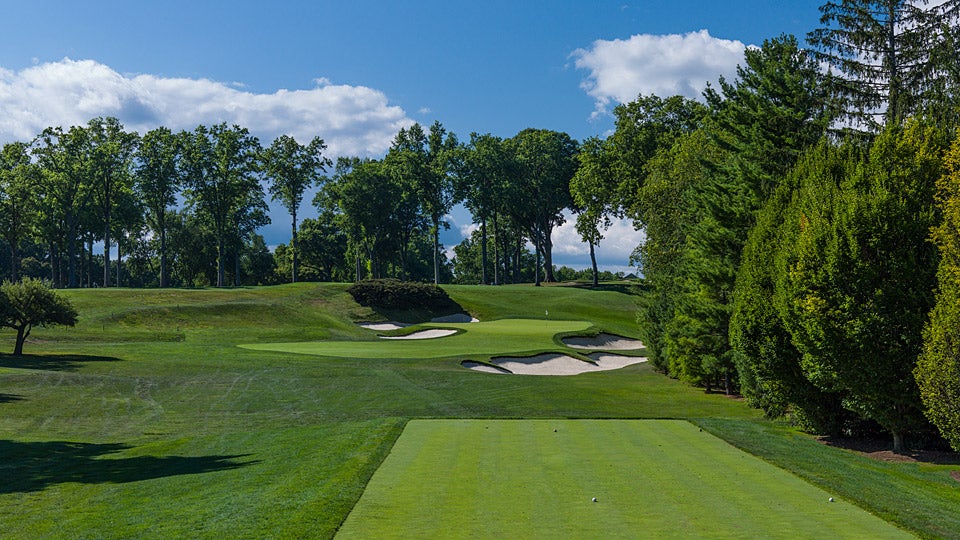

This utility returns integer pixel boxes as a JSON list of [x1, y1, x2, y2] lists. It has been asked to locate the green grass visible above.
[[241, 319, 594, 359], [0, 282, 956, 538], [338, 419, 912, 539]]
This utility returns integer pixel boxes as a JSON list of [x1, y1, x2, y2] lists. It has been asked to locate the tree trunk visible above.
[[892, 431, 904, 454], [9, 242, 18, 282], [480, 215, 488, 285], [433, 218, 440, 286], [217, 238, 225, 287], [48, 241, 57, 288], [103, 204, 111, 288], [543, 226, 555, 283], [589, 239, 598, 287], [67, 214, 78, 288], [291, 209, 298, 284], [235, 244, 242, 287], [492, 214, 500, 285], [88, 237, 94, 287], [116, 240, 122, 287], [514, 238, 521, 283], [159, 227, 167, 288], [13, 326, 28, 356], [534, 226, 542, 287]]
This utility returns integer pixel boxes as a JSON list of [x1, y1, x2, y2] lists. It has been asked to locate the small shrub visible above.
[[347, 279, 454, 311]]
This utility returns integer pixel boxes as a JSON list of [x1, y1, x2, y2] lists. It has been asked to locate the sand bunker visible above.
[[466, 353, 646, 376], [380, 329, 458, 340], [461, 361, 510, 374], [562, 333, 644, 351], [357, 321, 410, 331]]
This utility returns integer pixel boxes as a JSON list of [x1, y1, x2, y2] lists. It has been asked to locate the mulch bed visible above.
[[818, 436, 960, 466]]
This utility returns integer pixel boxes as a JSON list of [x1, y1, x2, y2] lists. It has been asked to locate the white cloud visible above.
[[571, 29, 746, 117], [0, 58, 413, 157], [550, 210, 645, 269], [459, 222, 479, 238]]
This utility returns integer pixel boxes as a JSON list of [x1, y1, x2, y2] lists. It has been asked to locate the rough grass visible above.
[[338, 419, 913, 539], [0, 283, 956, 538]]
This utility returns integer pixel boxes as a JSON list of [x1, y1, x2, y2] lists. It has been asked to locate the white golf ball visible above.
[[828, 497, 834, 502], [592, 497, 597, 502]]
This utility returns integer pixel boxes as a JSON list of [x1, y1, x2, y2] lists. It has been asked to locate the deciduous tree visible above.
[[0, 278, 77, 356], [916, 135, 960, 451], [507, 128, 578, 285], [263, 135, 331, 283], [181, 124, 265, 287], [135, 127, 181, 288], [0, 142, 39, 281]]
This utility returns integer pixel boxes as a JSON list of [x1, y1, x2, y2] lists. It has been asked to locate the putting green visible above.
[[335, 420, 913, 539], [240, 319, 592, 359]]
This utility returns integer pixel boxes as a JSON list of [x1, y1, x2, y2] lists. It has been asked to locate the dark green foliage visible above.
[[731, 142, 849, 434], [916, 136, 960, 451], [262, 134, 331, 284], [0, 142, 38, 282], [454, 133, 515, 285], [776, 122, 947, 450], [610, 94, 708, 214], [506, 129, 579, 284], [387, 122, 459, 285], [808, 0, 960, 129], [181, 123, 268, 287], [347, 279, 454, 311], [0, 278, 78, 355], [135, 127, 181, 288]]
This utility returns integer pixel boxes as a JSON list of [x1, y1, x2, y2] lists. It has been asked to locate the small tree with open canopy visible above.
[[0, 278, 78, 356]]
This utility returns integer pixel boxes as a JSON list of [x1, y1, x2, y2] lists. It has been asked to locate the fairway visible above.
[[336, 419, 913, 539], [240, 319, 594, 359]]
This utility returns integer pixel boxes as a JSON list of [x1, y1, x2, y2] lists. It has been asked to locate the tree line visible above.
[[595, 0, 960, 453], [0, 117, 600, 288]]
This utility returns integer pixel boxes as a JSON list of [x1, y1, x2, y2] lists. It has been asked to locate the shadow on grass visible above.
[[566, 282, 642, 295], [0, 353, 122, 372], [368, 299, 468, 325], [0, 440, 257, 493], [0, 394, 24, 404]]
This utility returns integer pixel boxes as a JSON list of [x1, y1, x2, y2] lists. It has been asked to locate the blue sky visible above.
[[0, 1, 825, 272]]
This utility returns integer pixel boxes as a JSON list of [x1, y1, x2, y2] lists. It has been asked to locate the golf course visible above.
[[1, 283, 958, 538]]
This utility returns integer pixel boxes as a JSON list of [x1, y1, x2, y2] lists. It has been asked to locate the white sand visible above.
[[461, 361, 509, 374], [588, 353, 648, 370], [562, 333, 645, 351], [380, 329, 458, 340], [467, 353, 647, 376], [357, 321, 410, 331], [431, 313, 479, 323]]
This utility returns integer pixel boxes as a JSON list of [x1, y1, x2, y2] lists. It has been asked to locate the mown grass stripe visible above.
[[337, 419, 913, 539]]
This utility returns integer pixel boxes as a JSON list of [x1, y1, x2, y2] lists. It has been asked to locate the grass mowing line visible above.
[[240, 319, 593, 359], [336, 419, 913, 539]]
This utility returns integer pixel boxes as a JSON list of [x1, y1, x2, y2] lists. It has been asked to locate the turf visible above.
[[337, 419, 913, 539], [241, 319, 594, 359], [0, 283, 957, 538]]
